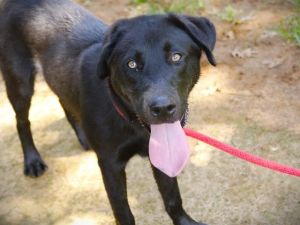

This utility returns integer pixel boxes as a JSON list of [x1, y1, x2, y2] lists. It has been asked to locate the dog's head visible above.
[[97, 14, 216, 125]]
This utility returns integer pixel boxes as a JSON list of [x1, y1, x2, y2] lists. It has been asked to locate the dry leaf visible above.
[[238, 14, 255, 23], [262, 57, 285, 69], [231, 47, 257, 58], [222, 30, 235, 40], [259, 31, 278, 40]]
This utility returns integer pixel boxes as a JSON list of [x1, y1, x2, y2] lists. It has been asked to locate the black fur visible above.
[[0, 0, 216, 224]]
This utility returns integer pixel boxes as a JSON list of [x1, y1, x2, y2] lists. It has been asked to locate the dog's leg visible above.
[[0, 40, 47, 177], [59, 101, 90, 150], [97, 158, 135, 225], [152, 166, 207, 225]]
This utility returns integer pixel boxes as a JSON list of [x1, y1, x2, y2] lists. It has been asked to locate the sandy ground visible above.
[[0, 0, 300, 225]]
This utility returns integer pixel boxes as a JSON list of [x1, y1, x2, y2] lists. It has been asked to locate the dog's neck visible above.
[[106, 78, 150, 130], [106, 78, 189, 130]]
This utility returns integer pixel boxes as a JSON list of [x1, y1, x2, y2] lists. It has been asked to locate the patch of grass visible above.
[[289, 0, 300, 8], [132, 0, 206, 14], [276, 0, 300, 46], [277, 15, 300, 46], [133, 0, 147, 4], [218, 5, 239, 23]]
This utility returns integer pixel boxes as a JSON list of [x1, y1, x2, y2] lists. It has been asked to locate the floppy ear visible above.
[[167, 14, 217, 66], [97, 20, 126, 79]]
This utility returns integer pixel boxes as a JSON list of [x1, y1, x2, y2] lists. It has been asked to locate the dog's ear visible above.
[[97, 20, 127, 79], [167, 14, 217, 66]]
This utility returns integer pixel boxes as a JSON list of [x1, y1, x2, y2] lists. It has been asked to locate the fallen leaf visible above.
[[270, 145, 279, 152], [262, 57, 285, 69], [231, 47, 257, 58], [238, 14, 255, 23], [259, 31, 278, 40], [222, 30, 235, 40]]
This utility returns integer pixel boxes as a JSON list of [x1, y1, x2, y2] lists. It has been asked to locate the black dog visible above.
[[0, 0, 216, 224]]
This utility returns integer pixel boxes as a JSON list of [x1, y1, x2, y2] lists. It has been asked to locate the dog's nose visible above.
[[149, 97, 176, 117]]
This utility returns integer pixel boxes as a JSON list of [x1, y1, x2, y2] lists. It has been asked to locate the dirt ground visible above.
[[0, 0, 300, 225]]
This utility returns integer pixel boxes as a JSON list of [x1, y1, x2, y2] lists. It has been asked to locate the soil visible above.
[[0, 0, 299, 225]]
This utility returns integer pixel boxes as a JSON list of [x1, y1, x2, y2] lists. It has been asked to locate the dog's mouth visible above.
[[108, 80, 190, 177]]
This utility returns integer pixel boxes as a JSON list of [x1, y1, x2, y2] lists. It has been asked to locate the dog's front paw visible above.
[[24, 155, 48, 177]]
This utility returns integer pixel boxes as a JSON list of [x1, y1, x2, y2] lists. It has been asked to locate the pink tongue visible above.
[[149, 121, 189, 177]]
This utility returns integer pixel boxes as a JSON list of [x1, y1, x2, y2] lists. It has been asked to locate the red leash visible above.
[[108, 85, 300, 177], [184, 128, 300, 177]]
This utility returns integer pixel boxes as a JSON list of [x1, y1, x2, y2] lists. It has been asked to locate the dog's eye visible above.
[[127, 60, 137, 69], [171, 53, 182, 63]]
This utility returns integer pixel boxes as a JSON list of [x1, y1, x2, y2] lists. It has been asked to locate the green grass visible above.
[[289, 0, 300, 8], [218, 5, 239, 23], [132, 0, 206, 14], [277, 15, 300, 46], [275, 0, 300, 46], [133, 0, 148, 4]]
